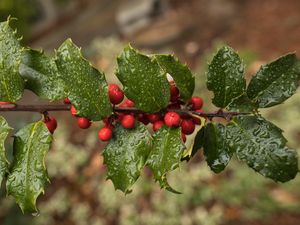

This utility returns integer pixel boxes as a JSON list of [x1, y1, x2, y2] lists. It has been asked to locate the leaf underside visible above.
[[6, 121, 52, 213]]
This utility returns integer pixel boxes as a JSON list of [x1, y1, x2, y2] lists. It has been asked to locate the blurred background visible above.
[[1, 0, 300, 224]]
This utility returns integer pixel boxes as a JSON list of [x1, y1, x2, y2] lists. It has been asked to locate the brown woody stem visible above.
[[0, 104, 251, 119]]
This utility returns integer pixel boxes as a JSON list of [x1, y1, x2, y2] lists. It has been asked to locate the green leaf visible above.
[[227, 115, 298, 182], [206, 46, 246, 108], [247, 53, 300, 108], [155, 55, 195, 101], [19, 49, 65, 100], [0, 116, 12, 186], [203, 123, 232, 173], [6, 121, 52, 213], [116, 45, 170, 112], [103, 122, 152, 193], [55, 39, 112, 120], [0, 18, 24, 103], [227, 94, 257, 112], [182, 127, 204, 161], [147, 126, 186, 193]]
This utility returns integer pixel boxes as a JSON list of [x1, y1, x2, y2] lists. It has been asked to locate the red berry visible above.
[[164, 112, 181, 128], [121, 114, 135, 129], [193, 109, 203, 125], [170, 84, 179, 102], [153, 120, 165, 132], [108, 84, 124, 105], [137, 113, 149, 125], [77, 117, 91, 129], [181, 119, 195, 135], [44, 117, 57, 134], [70, 105, 77, 116], [63, 98, 71, 104], [147, 114, 161, 123], [189, 96, 203, 110], [120, 99, 134, 108], [98, 127, 113, 141], [181, 133, 186, 143], [0, 101, 10, 105]]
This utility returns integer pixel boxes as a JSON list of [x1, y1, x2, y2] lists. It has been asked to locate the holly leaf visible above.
[[6, 121, 52, 213], [206, 46, 246, 108], [0, 18, 24, 103], [103, 122, 152, 193], [116, 45, 170, 112], [247, 54, 300, 108], [227, 94, 257, 112], [0, 116, 12, 186], [203, 123, 232, 173], [147, 126, 186, 193], [19, 49, 65, 100], [227, 115, 298, 182], [155, 55, 195, 101], [55, 39, 112, 120]]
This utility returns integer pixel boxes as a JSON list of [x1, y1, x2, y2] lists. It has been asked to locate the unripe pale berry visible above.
[[147, 114, 161, 123], [181, 133, 186, 143], [189, 96, 203, 110], [98, 127, 113, 141], [121, 114, 135, 129], [164, 112, 181, 127], [63, 98, 71, 104], [108, 84, 124, 105], [70, 105, 77, 116], [193, 109, 203, 125], [181, 119, 195, 135], [44, 117, 57, 134], [77, 117, 91, 129], [153, 120, 165, 132]]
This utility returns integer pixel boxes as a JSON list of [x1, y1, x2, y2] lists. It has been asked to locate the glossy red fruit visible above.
[[137, 113, 149, 125], [120, 99, 134, 108], [121, 114, 135, 129], [164, 112, 181, 128], [108, 84, 124, 105], [170, 84, 179, 102], [181, 133, 186, 143], [77, 117, 91, 129], [189, 96, 203, 110], [193, 109, 203, 125], [181, 119, 195, 135], [0, 101, 10, 105], [153, 120, 165, 132], [147, 114, 161, 123], [70, 105, 77, 116], [44, 117, 57, 134], [98, 127, 113, 141], [63, 98, 71, 104]]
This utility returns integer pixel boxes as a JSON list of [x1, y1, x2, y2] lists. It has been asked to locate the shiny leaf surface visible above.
[[6, 121, 52, 213], [0, 19, 24, 103], [116, 45, 170, 112], [155, 55, 195, 101], [56, 39, 112, 120], [247, 54, 300, 108], [227, 94, 257, 112], [20, 49, 65, 100], [206, 46, 246, 108], [0, 116, 11, 186], [103, 123, 152, 193], [227, 115, 298, 182], [147, 126, 186, 193], [203, 123, 232, 173]]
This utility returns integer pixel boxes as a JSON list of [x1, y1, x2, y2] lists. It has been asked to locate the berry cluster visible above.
[[98, 81, 204, 142]]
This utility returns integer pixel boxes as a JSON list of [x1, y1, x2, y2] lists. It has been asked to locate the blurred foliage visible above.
[[0, 38, 300, 225]]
